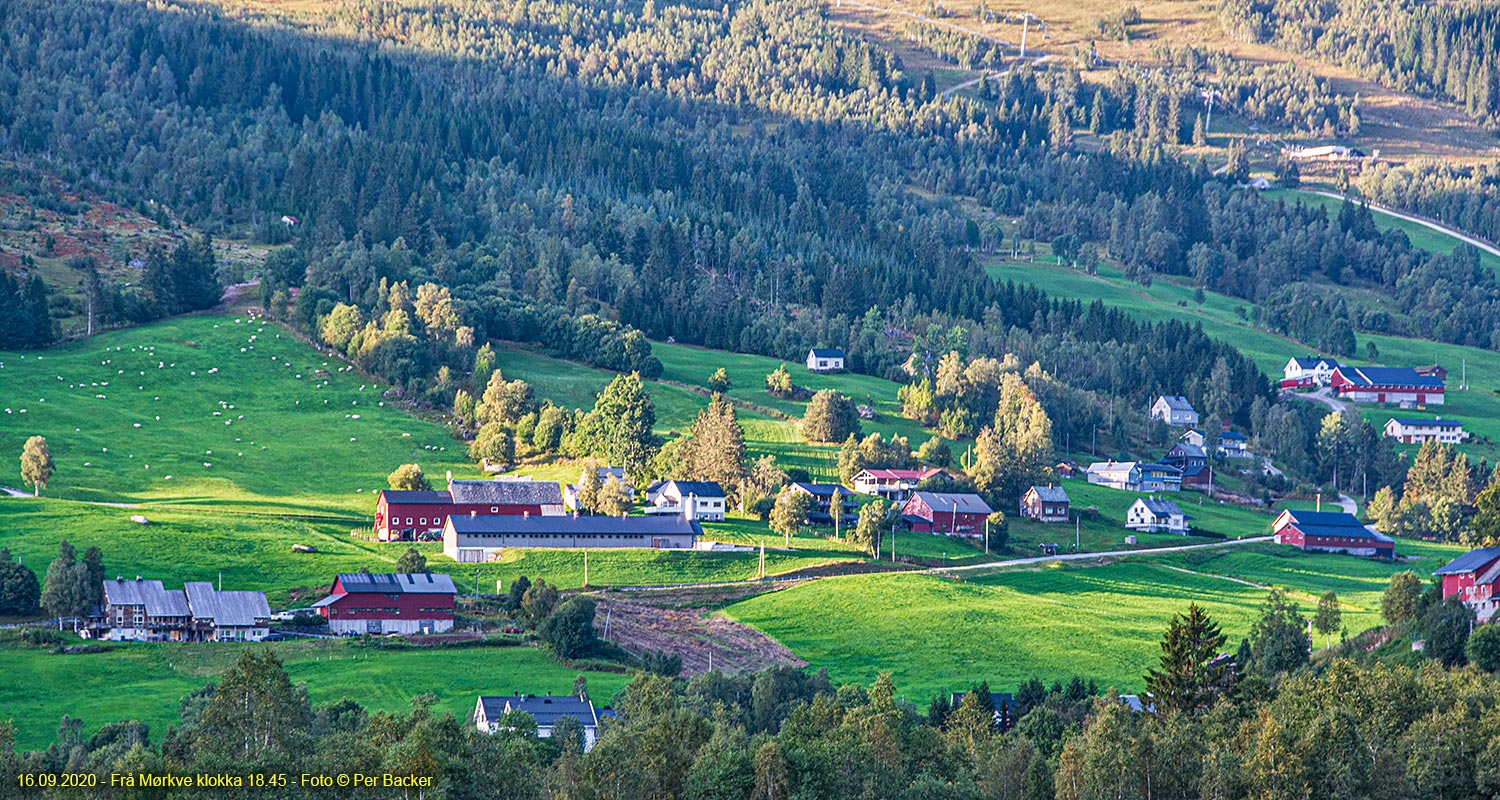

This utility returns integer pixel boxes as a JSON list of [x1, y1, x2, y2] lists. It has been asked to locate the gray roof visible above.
[[478, 694, 599, 728], [1028, 485, 1069, 503], [1156, 395, 1195, 412], [1168, 443, 1206, 459], [1433, 546, 1500, 576], [336, 572, 457, 595], [449, 479, 563, 506], [103, 579, 190, 617], [1135, 498, 1184, 516], [448, 514, 702, 537], [791, 482, 849, 498], [183, 582, 271, 627], [911, 491, 993, 515]]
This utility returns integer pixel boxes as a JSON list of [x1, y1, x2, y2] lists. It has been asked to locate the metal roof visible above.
[[448, 514, 702, 537], [1155, 395, 1195, 411], [809, 348, 844, 358], [103, 579, 191, 617], [478, 695, 599, 728], [1168, 443, 1206, 458], [1293, 523, 1384, 542], [1433, 546, 1500, 576], [183, 582, 271, 627], [336, 572, 458, 595], [1389, 418, 1461, 428], [448, 479, 563, 506], [791, 482, 849, 498], [1281, 510, 1366, 529], [381, 490, 453, 505], [660, 480, 726, 498], [1028, 485, 1069, 503], [1336, 366, 1444, 388], [857, 468, 933, 481], [1140, 462, 1182, 476], [911, 491, 993, 515], [1135, 498, 1184, 516]]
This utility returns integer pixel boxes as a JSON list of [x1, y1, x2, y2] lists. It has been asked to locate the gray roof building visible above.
[[103, 578, 191, 617], [448, 479, 563, 506], [184, 582, 272, 628]]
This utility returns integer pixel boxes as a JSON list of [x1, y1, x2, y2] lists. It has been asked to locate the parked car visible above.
[[262, 632, 283, 641], [270, 610, 298, 622]]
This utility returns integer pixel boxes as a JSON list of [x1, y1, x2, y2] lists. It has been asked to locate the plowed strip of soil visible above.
[[595, 598, 804, 676]]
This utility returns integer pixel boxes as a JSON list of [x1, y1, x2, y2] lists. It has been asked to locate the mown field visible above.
[[0, 636, 631, 751], [0, 315, 471, 514], [724, 537, 1467, 700]]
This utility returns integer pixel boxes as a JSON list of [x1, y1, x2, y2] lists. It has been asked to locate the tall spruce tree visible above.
[[1143, 603, 1231, 714]]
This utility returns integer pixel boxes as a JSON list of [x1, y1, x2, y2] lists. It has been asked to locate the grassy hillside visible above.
[[725, 539, 1461, 698], [0, 315, 471, 514], [0, 636, 631, 751]]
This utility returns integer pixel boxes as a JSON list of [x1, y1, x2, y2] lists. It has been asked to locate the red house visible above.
[[1434, 546, 1500, 623], [1329, 366, 1444, 406], [375, 479, 564, 541], [311, 572, 458, 635], [1272, 509, 1394, 558], [902, 491, 993, 536]]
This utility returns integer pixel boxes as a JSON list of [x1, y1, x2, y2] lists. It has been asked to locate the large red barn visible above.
[[375, 479, 564, 541], [1329, 366, 1444, 405], [1272, 509, 1394, 558], [311, 572, 458, 635], [902, 491, 993, 536]]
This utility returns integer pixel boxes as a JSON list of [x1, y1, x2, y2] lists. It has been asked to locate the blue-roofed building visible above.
[[1272, 509, 1394, 558], [475, 693, 603, 751], [444, 513, 701, 561], [1331, 365, 1444, 405], [1127, 497, 1189, 534], [806, 348, 845, 372], [645, 480, 727, 521]]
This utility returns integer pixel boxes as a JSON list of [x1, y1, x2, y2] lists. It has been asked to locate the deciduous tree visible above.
[[20, 436, 53, 497]]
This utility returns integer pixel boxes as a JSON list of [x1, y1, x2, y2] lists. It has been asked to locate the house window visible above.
[[491, 507, 499, 513], [420, 518, 427, 525]]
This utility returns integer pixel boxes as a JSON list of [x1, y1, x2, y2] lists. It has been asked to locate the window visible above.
[[491, 507, 499, 513], [420, 518, 427, 525]]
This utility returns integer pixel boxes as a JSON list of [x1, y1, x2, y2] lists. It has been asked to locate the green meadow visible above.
[[0, 315, 472, 514], [0, 637, 631, 751], [724, 538, 1458, 700]]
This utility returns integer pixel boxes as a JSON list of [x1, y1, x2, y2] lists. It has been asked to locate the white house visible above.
[[1384, 418, 1467, 444], [1150, 396, 1199, 427], [806, 348, 845, 372], [1282, 357, 1342, 388], [475, 694, 603, 751], [563, 466, 635, 510], [1126, 498, 1190, 534], [1086, 461, 1142, 491], [1180, 429, 1205, 448], [645, 480, 727, 521]]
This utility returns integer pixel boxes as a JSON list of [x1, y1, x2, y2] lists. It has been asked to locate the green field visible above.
[[724, 538, 1461, 699], [1266, 189, 1500, 274], [0, 637, 631, 751], [0, 315, 471, 514]]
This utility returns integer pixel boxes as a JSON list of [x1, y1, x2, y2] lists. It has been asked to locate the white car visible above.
[[270, 610, 299, 622]]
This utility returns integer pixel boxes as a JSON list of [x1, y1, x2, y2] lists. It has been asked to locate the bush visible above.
[[1468, 624, 1500, 672], [21, 628, 63, 647], [538, 596, 599, 659], [641, 649, 683, 677]]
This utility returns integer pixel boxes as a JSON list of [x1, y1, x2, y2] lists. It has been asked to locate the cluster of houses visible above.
[[91, 576, 274, 642]]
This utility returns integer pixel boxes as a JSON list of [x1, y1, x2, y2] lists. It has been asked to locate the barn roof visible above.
[[1335, 366, 1444, 388], [911, 491, 993, 515], [478, 695, 599, 728], [336, 572, 458, 595], [448, 514, 702, 537], [183, 582, 271, 627], [103, 579, 191, 617], [381, 490, 453, 505], [1433, 546, 1500, 576], [448, 479, 563, 506]]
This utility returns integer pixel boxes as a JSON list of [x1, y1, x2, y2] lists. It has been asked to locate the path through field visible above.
[[929, 535, 1274, 574]]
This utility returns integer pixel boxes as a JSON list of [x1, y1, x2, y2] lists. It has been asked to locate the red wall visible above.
[[376, 497, 548, 539], [318, 577, 455, 622]]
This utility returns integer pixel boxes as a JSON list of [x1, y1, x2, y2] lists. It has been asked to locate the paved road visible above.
[[1299, 189, 1500, 259], [0, 486, 30, 498], [1335, 493, 1358, 515], [928, 535, 1275, 574]]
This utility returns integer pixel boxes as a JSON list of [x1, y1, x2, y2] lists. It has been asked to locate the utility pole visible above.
[[583, 549, 589, 588], [1075, 517, 1080, 552], [984, 518, 990, 554]]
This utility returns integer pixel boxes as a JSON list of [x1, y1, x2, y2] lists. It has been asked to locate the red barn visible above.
[[1434, 546, 1500, 623], [1329, 366, 1444, 405], [375, 479, 565, 541], [311, 572, 458, 635], [1272, 509, 1394, 558], [902, 491, 993, 535]]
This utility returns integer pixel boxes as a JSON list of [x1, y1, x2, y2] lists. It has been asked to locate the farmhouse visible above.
[[1281, 356, 1342, 388], [645, 480, 727, 521], [96, 577, 272, 642], [1126, 498, 1189, 534], [850, 467, 944, 501], [311, 572, 457, 635], [444, 514, 701, 562], [806, 348, 845, 372], [1019, 485, 1070, 523], [1330, 366, 1444, 405], [1383, 417, 1467, 444], [1272, 509, 1394, 558], [1434, 546, 1500, 623], [1086, 461, 1141, 491], [563, 466, 636, 511], [1150, 395, 1199, 427], [789, 482, 857, 526], [902, 491, 993, 535], [374, 477, 565, 541], [475, 694, 604, 751], [1162, 442, 1206, 471]]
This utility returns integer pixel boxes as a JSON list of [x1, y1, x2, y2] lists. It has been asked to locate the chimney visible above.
[[470, 510, 476, 519], [524, 511, 530, 519]]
